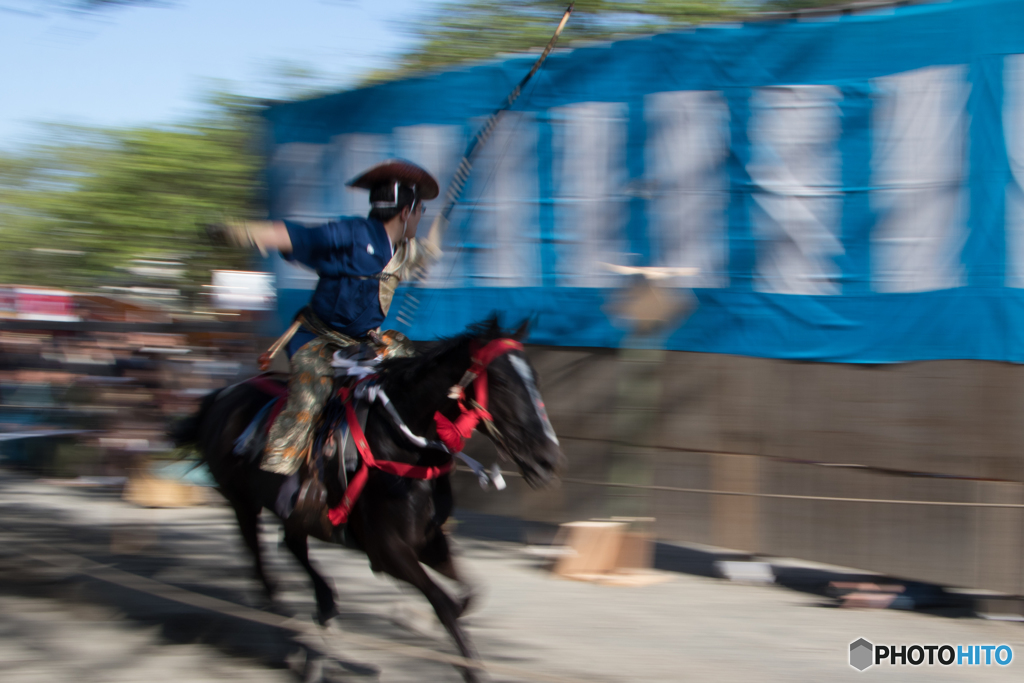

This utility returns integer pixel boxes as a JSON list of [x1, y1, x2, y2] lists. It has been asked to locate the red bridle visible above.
[[433, 338, 523, 453], [327, 337, 522, 526]]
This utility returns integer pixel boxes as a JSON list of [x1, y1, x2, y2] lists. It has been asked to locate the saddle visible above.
[[237, 373, 368, 542], [237, 325, 414, 541]]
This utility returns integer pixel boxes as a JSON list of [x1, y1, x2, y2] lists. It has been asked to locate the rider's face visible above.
[[402, 201, 425, 239]]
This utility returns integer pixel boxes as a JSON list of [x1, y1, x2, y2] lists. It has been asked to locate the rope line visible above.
[[455, 468, 1024, 509], [555, 433, 1021, 484]]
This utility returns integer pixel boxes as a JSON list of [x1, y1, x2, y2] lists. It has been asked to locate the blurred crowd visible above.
[[0, 327, 261, 478]]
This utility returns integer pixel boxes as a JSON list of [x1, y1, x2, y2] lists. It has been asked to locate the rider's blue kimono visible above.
[[264, 213, 436, 476], [282, 216, 393, 355]]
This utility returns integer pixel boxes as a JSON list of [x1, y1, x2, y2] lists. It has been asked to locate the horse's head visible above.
[[380, 317, 566, 487], [468, 319, 566, 488]]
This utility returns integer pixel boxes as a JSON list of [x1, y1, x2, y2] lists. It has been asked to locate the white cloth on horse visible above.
[[330, 348, 381, 379], [353, 382, 504, 490]]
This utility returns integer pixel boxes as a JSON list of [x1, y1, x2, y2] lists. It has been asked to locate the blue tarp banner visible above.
[[265, 0, 1024, 362]]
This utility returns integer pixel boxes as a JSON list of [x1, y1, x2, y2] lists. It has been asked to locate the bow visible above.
[[395, 3, 575, 326]]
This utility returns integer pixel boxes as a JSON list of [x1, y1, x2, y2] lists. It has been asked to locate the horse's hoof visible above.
[[456, 593, 475, 619], [256, 575, 278, 600], [316, 604, 339, 626]]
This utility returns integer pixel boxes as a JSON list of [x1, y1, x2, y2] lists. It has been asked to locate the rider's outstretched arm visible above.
[[212, 220, 292, 256]]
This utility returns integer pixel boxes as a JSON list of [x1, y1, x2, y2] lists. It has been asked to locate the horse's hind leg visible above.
[[283, 530, 338, 625], [419, 531, 475, 618], [381, 541, 481, 683], [232, 500, 276, 599]]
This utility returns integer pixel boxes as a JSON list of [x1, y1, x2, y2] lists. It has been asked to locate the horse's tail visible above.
[[168, 388, 222, 449]]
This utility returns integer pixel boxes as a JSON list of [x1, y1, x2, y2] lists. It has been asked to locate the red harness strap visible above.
[[433, 338, 523, 453], [247, 376, 289, 398], [326, 337, 523, 526], [328, 386, 455, 525], [246, 376, 290, 434]]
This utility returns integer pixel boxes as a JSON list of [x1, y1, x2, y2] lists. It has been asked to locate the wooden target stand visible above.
[[549, 518, 672, 587]]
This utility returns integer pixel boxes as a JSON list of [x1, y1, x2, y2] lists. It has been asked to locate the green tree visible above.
[[759, 0, 853, 10], [372, 0, 756, 82], [0, 93, 262, 296]]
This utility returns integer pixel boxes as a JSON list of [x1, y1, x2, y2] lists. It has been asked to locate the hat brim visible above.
[[345, 159, 440, 201]]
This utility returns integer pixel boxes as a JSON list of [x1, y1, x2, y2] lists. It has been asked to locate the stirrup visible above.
[[289, 475, 333, 542]]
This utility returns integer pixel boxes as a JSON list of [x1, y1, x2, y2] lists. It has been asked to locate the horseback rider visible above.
[[213, 159, 441, 476]]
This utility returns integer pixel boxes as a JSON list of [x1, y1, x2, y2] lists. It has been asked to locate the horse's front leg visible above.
[[283, 530, 338, 625], [230, 499, 277, 600], [376, 537, 481, 682], [419, 530, 475, 618]]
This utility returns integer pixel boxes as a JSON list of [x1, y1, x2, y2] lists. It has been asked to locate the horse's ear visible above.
[[512, 317, 531, 342], [484, 312, 502, 335]]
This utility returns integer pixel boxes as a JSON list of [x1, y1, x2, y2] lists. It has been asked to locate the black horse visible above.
[[171, 319, 564, 681]]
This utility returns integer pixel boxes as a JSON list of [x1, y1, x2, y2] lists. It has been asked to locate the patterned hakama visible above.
[[261, 337, 339, 475]]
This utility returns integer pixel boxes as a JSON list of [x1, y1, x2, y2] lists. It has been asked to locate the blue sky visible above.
[[0, 0, 440, 149]]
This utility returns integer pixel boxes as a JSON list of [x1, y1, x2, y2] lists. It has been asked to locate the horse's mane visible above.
[[376, 316, 520, 387]]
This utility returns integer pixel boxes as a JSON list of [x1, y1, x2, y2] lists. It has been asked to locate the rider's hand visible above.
[[203, 221, 235, 247], [415, 214, 445, 271]]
